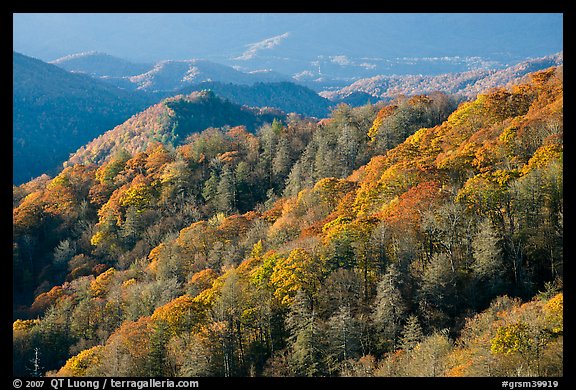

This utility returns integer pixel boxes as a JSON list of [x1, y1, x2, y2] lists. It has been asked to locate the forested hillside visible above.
[[66, 90, 285, 167], [13, 52, 153, 184], [178, 81, 334, 118], [321, 53, 562, 102], [13, 67, 562, 377]]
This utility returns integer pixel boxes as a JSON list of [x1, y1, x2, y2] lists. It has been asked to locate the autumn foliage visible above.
[[13, 67, 563, 377]]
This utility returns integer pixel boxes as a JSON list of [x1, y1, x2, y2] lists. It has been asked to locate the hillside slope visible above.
[[52, 52, 291, 93], [179, 81, 334, 117], [66, 90, 285, 167], [50, 51, 152, 78], [13, 52, 153, 184], [321, 53, 563, 101]]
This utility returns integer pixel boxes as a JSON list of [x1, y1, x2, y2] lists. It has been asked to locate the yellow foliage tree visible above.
[[270, 248, 325, 306], [544, 293, 563, 334], [368, 105, 398, 142], [490, 322, 531, 355], [90, 268, 116, 297], [56, 345, 103, 377], [119, 174, 156, 212], [151, 294, 206, 336], [521, 144, 563, 175], [313, 177, 357, 209], [13, 319, 40, 332]]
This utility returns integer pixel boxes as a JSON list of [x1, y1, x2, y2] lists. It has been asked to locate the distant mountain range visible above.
[[51, 52, 291, 93], [52, 51, 563, 102], [50, 51, 152, 78], [13, 52, 153, 184], [15, 14, 563, 81], [321, 53, 563, 101], [13, 50, 563, 185]]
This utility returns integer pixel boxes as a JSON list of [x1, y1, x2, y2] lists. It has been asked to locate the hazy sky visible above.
[[13, 13, 563, 63]]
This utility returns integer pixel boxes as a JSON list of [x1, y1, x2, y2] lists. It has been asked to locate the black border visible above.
[[7, 4, 569, 388]]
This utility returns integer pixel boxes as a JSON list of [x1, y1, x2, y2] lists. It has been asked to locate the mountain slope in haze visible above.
[[129, 59, 289, 92], [52, 53, 292, 93], [50, 51, 152, 78], [179, 81, 334, 117], [321, 53, 563, 101], [52, 52, 336, 117], [66, 90, 285, 166], [13, 52, 154, 184]]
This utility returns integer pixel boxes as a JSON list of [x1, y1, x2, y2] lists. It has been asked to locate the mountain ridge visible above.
[[177, 81, 333, 118], [52, 52, 293, 92], [65, 90, 286, 167], [51, 51, 152, 78], [321, 52, 563, 101], [13, 51, 154, 184]]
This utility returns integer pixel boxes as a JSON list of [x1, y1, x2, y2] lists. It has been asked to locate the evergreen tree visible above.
[[372, 264, 407, 352], [121, 206, 143, 247], [326, 304, 360, 372], [202, 170, 219, 205], [147, 320, 171, 376], [216, 165, 236, 214], [286, 290, 326, 376], [272, 137, 291, 186], [400, 315, 424, 351], [472, 218, 505, 297]]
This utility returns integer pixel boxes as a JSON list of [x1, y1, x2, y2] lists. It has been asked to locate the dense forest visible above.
[[13, 67, 562, 377]]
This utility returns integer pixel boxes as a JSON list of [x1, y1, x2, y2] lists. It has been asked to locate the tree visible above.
[[166, 333, 213, 376], [216, 165, 236, 214], [403, 332, 453, 377], [372, 264, 407, 352], [234, 161, 256, 212], [32, 299, 76, 375], [119, 174, 156, 212], [316, 269, 362, 318], [208, 270, 250, 375], [147, 320, 172, 376], [272, 136, 292, 187], [202, 170, 219, 206], [94, 317, 153, 376], [270, 248, 325, 307], [490, 322, 532, 356], [121, 206, 143, 247], [151, 294, 204, 337], [336, 124, 361, 175], [418, 252, 459, 325], [400, 315, 424, 351], [29, 348, 43, 377], [286, 290, 326, 376], [160, 159, 193, 201], [53, 240, 75, 269], [471, 218, 506, 300], [326, 305, 361, 373]]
